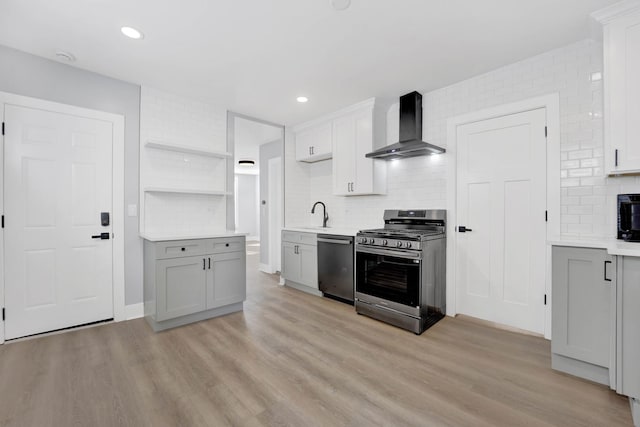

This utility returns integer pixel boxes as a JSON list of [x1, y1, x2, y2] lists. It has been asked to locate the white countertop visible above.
[[282, 226, 361, 237], [548, 237, 640, 257], [140, 232, 248, 242]]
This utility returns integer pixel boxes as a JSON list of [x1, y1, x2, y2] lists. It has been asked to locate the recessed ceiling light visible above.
[[55, 50, 76, 62], [121, 26, 144, 40], [296, 96, 309, 103], [330, 0, 351, 11]]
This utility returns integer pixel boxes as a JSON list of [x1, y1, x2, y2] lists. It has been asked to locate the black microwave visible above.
[[618, 194, 640, 241]]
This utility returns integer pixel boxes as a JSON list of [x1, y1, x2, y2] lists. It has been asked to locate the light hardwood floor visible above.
[[0, 244, 633, 426]]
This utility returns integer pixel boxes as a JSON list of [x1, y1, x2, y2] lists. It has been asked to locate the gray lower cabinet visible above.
[[144, 236, 246, 331], [551, 246, 616, 385], [617, 256, 640, 400], [281, 231, 318, 290], [156, 255, 207, 321], [208, 251, 246, 309]]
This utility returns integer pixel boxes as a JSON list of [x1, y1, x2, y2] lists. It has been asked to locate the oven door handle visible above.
[[356, 245, 422, 260]]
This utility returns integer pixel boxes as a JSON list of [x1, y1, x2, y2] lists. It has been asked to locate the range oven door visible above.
[[356, 246, 421, 307]]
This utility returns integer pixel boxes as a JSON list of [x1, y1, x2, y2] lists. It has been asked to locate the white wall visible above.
[[0, 44, 143, 305], [286, 39, 640, 238], [235, 174, 260, 240], [260, 139, 283, 265], [140, 87, 228, 235]]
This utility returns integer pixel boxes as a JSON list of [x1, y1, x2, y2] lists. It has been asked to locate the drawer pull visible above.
[[181, 247, 186, 251], [604, 260, 612, 282], [226, 243, 230, 247]]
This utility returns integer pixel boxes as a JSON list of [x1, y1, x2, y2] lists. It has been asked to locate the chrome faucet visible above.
[[311, 201, 329, 228]]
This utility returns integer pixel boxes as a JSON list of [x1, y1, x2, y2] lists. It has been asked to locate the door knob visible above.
[[91, 232, 110, 240], [458, 226, 473, 233]]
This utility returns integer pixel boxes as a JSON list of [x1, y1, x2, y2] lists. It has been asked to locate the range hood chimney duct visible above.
[[365, 91, 445, 160]]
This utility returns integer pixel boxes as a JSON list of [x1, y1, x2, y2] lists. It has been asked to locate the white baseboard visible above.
[[125, 303, 144, 320], [631, 397, 640, 427], [279, 277, 285, 286], [259, 263, 274, 274]]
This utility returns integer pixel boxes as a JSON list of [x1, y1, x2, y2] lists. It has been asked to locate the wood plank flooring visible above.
[[0, 245, 633, 426]]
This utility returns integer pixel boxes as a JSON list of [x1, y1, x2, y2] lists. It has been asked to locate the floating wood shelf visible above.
[[146, 140, 231, 158]]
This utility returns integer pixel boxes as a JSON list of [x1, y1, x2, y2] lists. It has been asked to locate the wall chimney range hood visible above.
[[366, 91, 445, 160]]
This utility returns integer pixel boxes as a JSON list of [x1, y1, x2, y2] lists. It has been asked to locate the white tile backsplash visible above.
[[140, 87, 229, 235], [285, 39, 640, 238]]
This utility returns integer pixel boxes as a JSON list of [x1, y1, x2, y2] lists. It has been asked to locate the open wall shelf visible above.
[[146, 140, 231, 158], [144, 187, 231, 196]]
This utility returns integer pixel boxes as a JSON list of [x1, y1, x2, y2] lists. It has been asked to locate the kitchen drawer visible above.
[[209, 237, 245, 254], [282, 231, 317, 246], [155, 240, 208, 259]]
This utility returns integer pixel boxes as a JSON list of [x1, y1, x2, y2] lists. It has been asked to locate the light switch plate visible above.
[[127, 204, 138, 217]]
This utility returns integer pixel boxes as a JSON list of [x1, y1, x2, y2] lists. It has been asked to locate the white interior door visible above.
[[268, 156, 282, 272], [456, 108, 547, 334], [4, 104, 114, 340]]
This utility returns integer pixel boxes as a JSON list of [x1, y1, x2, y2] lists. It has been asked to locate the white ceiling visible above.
[[0, 0, 618, 125], [234, 117, 282, 174]]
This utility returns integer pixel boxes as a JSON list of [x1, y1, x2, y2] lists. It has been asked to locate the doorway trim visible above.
[[0, 91, 126, 343], [445, 93, 560, 339], [226, 111, 285, 273]]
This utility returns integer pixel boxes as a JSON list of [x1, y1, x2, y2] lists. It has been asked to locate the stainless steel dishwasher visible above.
[[317, 234, 354, 304]]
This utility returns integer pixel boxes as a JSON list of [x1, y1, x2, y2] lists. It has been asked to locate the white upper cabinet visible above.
[[293, 98, 387, 196], [294, 122, 332, 162], [596, 4, 640, 175], [333, 105, 386, 196]]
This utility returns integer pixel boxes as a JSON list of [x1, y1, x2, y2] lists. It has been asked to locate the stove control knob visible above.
[[359, 237, 367, 244], [396, 241, 403, 248], [369, 238, 376, 244], [406, 242, 412, 249], [382, 240, 388, 246]]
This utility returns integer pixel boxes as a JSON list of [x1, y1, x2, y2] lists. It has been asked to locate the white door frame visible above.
[[446, 94, 560, 339], [268, 156, 283, 273], [227, 111, 285, 274], [0, 91, 126, 343]]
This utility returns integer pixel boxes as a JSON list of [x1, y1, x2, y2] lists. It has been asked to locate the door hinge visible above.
[[544, 294, 547, 305], [544, 126, 547, 138], [545, 210, 548, 222]]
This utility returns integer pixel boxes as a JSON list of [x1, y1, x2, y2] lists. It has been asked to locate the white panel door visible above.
[[4, 104, 113, 339], [456, 108, 546, 334]]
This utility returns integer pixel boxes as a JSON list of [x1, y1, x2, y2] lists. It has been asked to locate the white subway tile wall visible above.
[[140, 87, 229, 235], [286, 39, 640, 238]]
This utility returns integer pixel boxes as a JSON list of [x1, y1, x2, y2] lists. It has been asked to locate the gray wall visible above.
[[259, 139, 283, 266], [0, 44, 143, 305]]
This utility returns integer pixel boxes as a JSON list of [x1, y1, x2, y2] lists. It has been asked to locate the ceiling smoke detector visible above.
[[330, 0, 351, 11], [55, 50, 76, 62]]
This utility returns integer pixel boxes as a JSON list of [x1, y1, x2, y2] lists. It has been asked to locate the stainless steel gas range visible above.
[[355, 209, 446, 334]]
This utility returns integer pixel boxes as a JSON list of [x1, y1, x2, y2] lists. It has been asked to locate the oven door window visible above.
[[356, 252, 420, 306]]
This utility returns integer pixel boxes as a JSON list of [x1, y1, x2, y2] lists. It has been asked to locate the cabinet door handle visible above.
[[604, 260, 612, 282], [615, 149, 619, 167], [309, 146, 312, 155], [203, 258, 206, 270], [208, 257, 211, 269]]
